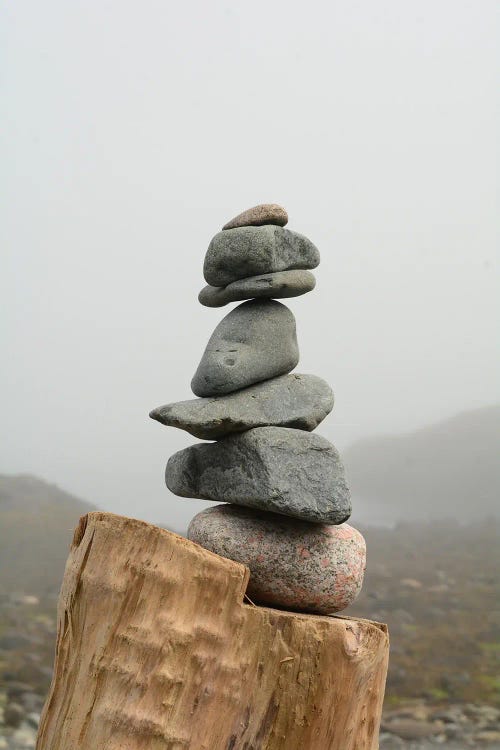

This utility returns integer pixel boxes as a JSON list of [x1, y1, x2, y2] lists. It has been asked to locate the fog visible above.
[[1, 0, 498, 528]]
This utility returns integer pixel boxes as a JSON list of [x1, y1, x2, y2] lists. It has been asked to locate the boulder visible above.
[[151, 373, 333, 439], [191, 300, 299, 397], [188, 505, 365, 614], [166, 426, 351, 524], [204, 226, 319, 287]]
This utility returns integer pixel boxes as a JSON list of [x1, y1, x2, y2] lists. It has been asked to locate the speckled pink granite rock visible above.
[[187, 505, 366, 614]]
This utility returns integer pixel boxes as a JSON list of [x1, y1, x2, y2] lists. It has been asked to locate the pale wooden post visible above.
[[37, 511, 389, 750]]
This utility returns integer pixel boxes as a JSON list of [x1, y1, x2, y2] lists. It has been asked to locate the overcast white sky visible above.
[[1, 0, 499, 528]]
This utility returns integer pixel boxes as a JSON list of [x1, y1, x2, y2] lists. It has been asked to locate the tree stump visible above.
[[36, 512, 389, 750]]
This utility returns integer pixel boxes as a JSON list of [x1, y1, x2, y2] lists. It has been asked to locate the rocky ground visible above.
[[0, 680, 43, 749], [0, 594, 499, 750], [0, 593, 53, 749], [379, 703, 500, 748], [1, 694, 500, 749]]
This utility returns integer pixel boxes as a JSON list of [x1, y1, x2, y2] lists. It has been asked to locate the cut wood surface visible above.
[[37, 512, 389, 750]]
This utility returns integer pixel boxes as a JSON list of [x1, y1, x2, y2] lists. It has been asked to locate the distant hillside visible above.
[[0, 474, 95, 595], [344, 405, 500, 525], [347, 518, 500, 705]]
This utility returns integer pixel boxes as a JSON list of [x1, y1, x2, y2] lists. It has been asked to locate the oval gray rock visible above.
[[166, 426, 351, 524], [222, 203, 288, 230], [198, 270, 316, 308], [150, 373, 333, 440], [191, 299, 299, 397], [204, 226, 320, 287], [188, 505, 366, 614]]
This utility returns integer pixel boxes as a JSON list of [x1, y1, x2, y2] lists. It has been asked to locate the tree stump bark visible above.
[[36, 512, 389, 750]]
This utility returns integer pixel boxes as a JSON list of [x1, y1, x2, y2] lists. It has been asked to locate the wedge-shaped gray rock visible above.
[[198, 270, 316, 308], [204, 226, 320, 287], [191, 299, 299, 397], [150, 373, 333, 440], [166, 426, 351, 524]]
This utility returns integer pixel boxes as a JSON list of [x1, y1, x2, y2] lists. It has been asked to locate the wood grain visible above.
[[37, 512, 389, 750]]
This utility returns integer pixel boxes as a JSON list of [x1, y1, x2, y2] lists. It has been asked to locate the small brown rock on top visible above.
[[223, 203, 288, 230]]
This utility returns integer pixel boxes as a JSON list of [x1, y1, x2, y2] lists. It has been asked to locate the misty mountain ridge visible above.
[[0, 474, 95, 596], [344, 404, 499, 526]]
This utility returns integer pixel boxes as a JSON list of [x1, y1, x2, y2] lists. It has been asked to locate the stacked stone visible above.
[[150, 204, 366, 615]]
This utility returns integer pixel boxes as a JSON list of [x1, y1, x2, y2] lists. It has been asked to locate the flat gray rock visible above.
[[150, 373, 333, 439], [191, 299, 299, 397], [198, 270, 316, 308], [222, 203, 288, 230], [166, 426, 351, 524], [188, 505, 365, 614], [203, 225, 320, 287]]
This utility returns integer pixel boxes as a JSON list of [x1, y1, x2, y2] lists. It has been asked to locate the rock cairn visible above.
[[150, 204, 366, 614]]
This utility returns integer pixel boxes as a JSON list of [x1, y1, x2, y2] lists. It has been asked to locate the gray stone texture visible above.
[[187, 505, 366, 614], [150, 373, 334, 440], [222, 203, 288, 230], [203, 225, 320, 287], [198, 269, 316, 308], [191, 299, 299, 397], [166, 426, 351, 524]]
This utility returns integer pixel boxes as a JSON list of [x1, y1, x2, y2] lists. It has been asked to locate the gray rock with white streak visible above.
[[150, 373, 333, 439], [198, 269, 316, 307], [166, 426, 351, 524], [203, 225, 320, 287], [191, 299, 299, 397]]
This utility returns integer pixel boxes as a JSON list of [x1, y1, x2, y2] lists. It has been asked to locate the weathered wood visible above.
[[37, 511, 389, 750]]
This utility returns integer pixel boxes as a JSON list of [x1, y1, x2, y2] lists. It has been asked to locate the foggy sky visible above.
[[1, 0, 499, 529]]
